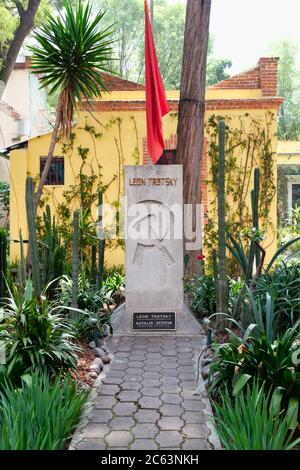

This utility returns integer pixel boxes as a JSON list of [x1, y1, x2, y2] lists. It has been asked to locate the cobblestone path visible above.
[[70, 335, 220, 450]]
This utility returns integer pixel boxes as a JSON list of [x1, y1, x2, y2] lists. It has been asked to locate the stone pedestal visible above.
[[111, 165, 201, 336]]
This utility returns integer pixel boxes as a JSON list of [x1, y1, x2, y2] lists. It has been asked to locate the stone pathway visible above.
[[70, 335, 220, 450]]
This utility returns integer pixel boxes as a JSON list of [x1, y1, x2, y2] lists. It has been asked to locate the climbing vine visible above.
[[204, 112, 277, 275]]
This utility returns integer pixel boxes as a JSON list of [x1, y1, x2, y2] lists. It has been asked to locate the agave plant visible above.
[[0, 280, 80, 381], [213, 380, 300, 450], [29, 0, 114, 211]]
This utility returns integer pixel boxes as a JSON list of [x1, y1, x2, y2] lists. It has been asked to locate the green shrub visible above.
[[0, 373, 87, 450], [72, 310, 112, 342], [0, 281, 79, 381], [209, 326, 300, 423], [59, 274, 109, 312], [213, 381, 300, 450]]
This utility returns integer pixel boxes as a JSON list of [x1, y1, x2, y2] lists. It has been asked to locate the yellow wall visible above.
[[9, 88, 279, 268], [277, 140, 300, 165]]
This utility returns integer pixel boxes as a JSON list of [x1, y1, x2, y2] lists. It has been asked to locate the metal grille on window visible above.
[[40, 157, 64, 185]]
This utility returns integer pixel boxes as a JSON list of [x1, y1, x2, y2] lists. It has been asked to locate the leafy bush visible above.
[[209, 326, 300, 423], [0, 281, 79, 380], [0, 373, 87, 450], [72, 310, 112, 342], [59, 274, 108, 312], [213, 381, 300, 450], [255, 261, 300, 333]]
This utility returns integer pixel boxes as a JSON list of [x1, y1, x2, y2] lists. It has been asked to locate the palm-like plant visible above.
[[30, 1, 114, 212]]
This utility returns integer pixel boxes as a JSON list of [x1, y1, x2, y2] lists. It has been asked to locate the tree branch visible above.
[[0, 0, 42, 89]]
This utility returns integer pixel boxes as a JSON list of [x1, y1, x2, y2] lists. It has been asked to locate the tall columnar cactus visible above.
[[91, 244, 97, 288], [0, 229, 7, 299], [251, 167, 261, 268], [71, 209, 79, 312], [19, 228, 26, 288], [97, 192, 105, 287], [216, 119, 229, 313], [25, 176, 42, 299]]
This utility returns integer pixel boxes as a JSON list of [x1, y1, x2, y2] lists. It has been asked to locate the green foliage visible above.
[[0, 182, 9, 221], [30, 0, 114, 132], [206, 58, 232, 87], [209, 324, 300, 419], [40, 205, 66, 293], [0, 229, 7, 300], [0, 372, 87, 450], [0, 280, 79, 380], [213, 381, 300, 450], [271, 39, 300, 140], [26, 176, 42, 298]]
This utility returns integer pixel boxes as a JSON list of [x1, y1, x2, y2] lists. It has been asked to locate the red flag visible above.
[[144, 0, 170, 164]]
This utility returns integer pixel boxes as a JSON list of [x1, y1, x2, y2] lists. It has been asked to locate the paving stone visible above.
[[181, 400, 205, 411], [91, 409, 113, 423], [131, 423, 158, 439], [76, 438, 106, 450], [94, 396, 118, 409], [106, 431, 134, 447], [156, 431, 183, 447], [130, 361, 145, 368], [113, 402, 138, 416], [161, 393, 182, 405], [98, 384, 120, 396], [181, 390, 202, 400], [182, 424, 209, 439], [161, 376, 180, 385], [182, 439, 211, 450], [109, 417, 135, 430], [182, 411, 206, 424], [118, 390, 141, 402], [130, 439, 158, 450], [126, 368, 144, 375], [139, 396, 162, 409], [135, 409, 160, 423], [141, 387, 161, 397], [116, 352, 130, 358], [143, 372, 161, 379], [110, 362, 127, 370], [102, 376, 124, 385], [121, 381, 142, 391], [160, 404, 184, 417], [160, 384, 181, 393], [143, 378, 161, 387], [109, 369, 126, 378], [83, 423, 110, 439], [158, 417, 184, 430], [181, 381, 197, 391]]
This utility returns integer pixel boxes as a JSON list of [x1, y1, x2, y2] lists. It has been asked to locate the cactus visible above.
[[91, 244, 97, 288], [0, 229, 7, 299], [97, 192, 105, 287], [25, 176, 42, 299], [71, 209, 79, 312], [251, 167, 261, 268], [19, 229, 26, 288], [216, 119, 229, 313]]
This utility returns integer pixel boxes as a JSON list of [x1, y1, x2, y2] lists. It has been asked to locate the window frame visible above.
[[40, 156, 65, 186], [287, 175, 300, 218]]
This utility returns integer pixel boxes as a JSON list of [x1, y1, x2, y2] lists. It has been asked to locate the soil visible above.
[[71, 341, 97, 386]]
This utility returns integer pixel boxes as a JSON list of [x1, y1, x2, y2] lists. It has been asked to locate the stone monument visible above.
[[111, 164, 202, 335]]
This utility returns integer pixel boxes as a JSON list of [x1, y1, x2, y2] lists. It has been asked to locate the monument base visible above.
[[111, 303, 203, 336]]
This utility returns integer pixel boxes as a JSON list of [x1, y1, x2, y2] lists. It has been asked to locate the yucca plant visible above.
[[213, 380, 300, 450], [0, 280, 80, 381], [0, 372, 87, 450], [29, 0, 114, 212]]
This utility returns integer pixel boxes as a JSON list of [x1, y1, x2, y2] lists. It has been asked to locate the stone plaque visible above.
[[133, 312, 176, 331], [125, 165, 183, 332]]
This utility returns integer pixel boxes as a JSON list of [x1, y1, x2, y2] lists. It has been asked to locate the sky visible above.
[[167, 0, 300, 75]]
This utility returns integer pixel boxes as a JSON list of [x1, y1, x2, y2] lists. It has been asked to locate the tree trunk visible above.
[[176, 0, 212, 276], [33, 100, 62, 213], [0, 0, 41, 93]]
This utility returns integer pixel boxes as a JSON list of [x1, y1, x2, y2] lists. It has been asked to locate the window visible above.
[[40, 157, 64, 185], [157, 149, 176, 165], [287, 176, 300, 217]]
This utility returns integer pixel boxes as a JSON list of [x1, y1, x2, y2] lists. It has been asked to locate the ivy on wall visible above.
[[204, 112, 277, 275], [37, 114, 141, 258]]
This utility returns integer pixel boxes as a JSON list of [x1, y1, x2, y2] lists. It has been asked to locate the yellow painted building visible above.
[[5, 58, 283, 267]]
